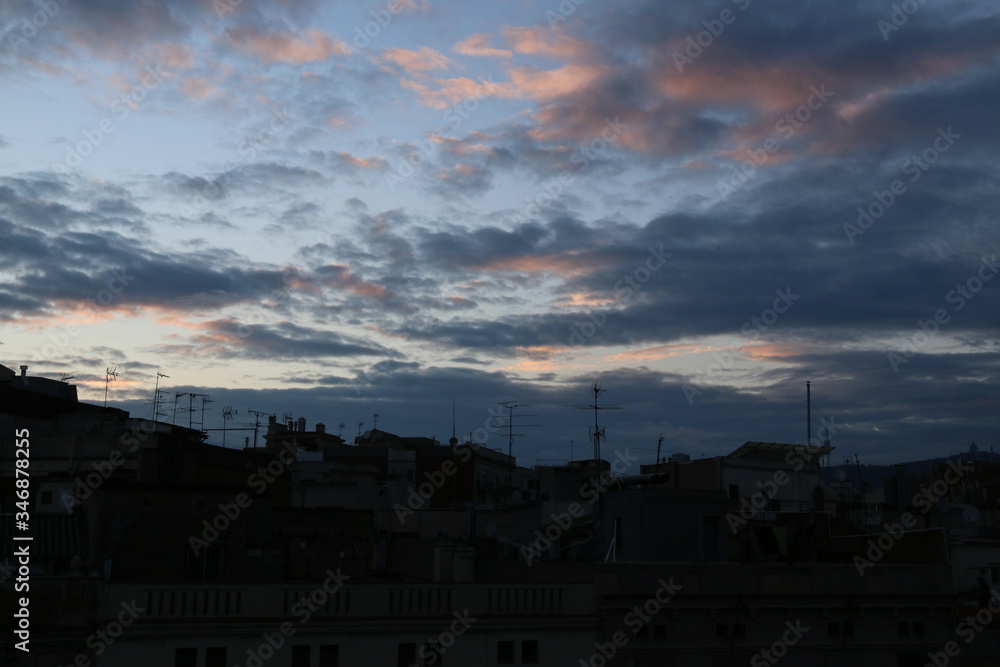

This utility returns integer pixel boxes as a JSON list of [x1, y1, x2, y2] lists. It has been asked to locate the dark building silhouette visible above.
[[2, 364, 999, 666]]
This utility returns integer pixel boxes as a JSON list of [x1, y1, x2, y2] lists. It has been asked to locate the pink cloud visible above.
[[381, 46, 451, 73], [453, 33, 513, 58], [502, 26, 590, 59], [225, 27, 350, 64]]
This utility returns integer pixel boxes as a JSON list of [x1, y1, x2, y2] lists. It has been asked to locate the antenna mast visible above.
[[150, 372, 169, 422], [806, 380, 812, 446], [497, 401, 537, 489], [103, 366, 119, 407], [569, 383, 621, 471], [247, 408, 273, 450], [221, 406, 236, 447]]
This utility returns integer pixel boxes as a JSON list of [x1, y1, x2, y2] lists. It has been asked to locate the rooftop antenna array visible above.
[[497, 401, 537, 487], [149, 372, 170, 421], [247, 408, 274, 450], [172, 392, 187, 425], [338, 422, 345, 438], [60, 373, 75, 383], [568, 383, 621, 533], [373, 412, 379, 430], [568, 382, 621, 473], [199, 396, 213, 432], [222, 406, 237, 447], [103, 366, 119, 407]]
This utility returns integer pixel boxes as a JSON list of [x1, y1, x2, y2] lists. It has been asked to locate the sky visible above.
[[1, 0, 998, 466]]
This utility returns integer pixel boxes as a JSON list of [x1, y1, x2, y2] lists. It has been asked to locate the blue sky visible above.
[[1, 0, 998, 465]]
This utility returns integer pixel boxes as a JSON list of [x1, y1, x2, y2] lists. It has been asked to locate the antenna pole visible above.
[[247, 409, 272, 450], [806, 380, 812, 446]]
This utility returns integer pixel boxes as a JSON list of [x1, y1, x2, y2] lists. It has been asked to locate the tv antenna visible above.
[[198, 395, 213, 431], [497, 401, 537, 488], [103, 366, 119, 407], [60, 373, 75, 383], [247, 408, 274, 449], [568, 383, 621, 470], [172, 392, 187, 425], [373, 412, 379, 430], [338, 422, 345, 437], [222, 406, 237, 447], [149, 372, 169, 421], [656, 433, 665, 465]]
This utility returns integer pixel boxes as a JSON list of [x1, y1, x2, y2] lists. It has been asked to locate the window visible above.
[[521, 639, 538, 663], [407, 468, 414, 482], [913, 622, 925, 637], [653, 625, 667, 640], [291, 646, 310, 667], [843, 622, 855, 639], [898, 621, 910, 637], [728, 484, 740, 499], [319, 644, 340, 667], [635, 624, 650, 640], [732, 624, 746, 640], [40, 491, 52, 505], [398, 643, 416, 667], [206, 647, 227, 667], [174, 648, 197, 667], [497, 640, 515, 664], [716, 624, 729, 639], [828, 622, 840, 638]]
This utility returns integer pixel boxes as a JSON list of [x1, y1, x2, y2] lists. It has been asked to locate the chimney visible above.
[[315, 422, 326, 434], [19, 365, 27, 377], [298, 417, 306, 432]]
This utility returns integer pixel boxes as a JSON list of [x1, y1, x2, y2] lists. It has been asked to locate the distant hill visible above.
[[820, 446, 1000, 489]]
